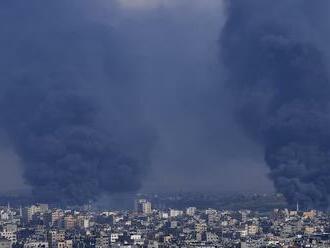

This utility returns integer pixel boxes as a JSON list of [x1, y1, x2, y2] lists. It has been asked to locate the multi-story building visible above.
[[135, 199, 152, 215], [0, 239, 11, 248], [64, 216, 75, 230]]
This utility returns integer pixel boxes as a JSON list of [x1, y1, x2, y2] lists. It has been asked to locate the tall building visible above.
[[186, 207, 196, 216], [0, 230, 16, 244], [22, 206, 37, 224], [64, 215, 75, 230], [51, 209, 64, 226], [135, 199, 152, 214], [48, 230, 65, 248], [95, 235, 109, 248], [22, 204, 49, 224]]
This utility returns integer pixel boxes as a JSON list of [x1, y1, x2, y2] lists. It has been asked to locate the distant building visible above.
[[186, 207, 196, 216], [51, 209, 64, 226], [0, 239, 11, 248], [64, 215, 75, 230], [0, 230, 16, 244], [169, 209, 183, 218], [24, 242, 49, 248], [95, 236, 109, 248], [110, 233, 119, 243], [303, 210, 317, 219], [22, 204, 49, 224], [135, 199, 152, 214], [48, 230, 65, 248], [246, 225, 259, 236], [57, 240, 72, 248], [2, 224, 17, 233], [202, 232, 219, 242]]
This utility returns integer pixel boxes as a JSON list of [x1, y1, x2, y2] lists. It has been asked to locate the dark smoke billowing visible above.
[[221, 0, 330, 208], [0, 1, 152, 205]]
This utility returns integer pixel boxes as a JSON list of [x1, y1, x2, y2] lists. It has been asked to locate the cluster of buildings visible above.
[[0, 200, 329, 247]]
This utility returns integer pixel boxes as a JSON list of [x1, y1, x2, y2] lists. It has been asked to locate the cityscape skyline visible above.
[[1, 1, 330, 246], [0, 195, 329, 248]]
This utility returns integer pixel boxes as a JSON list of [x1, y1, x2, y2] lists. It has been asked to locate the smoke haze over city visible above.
[[0, 0, 329, 209]]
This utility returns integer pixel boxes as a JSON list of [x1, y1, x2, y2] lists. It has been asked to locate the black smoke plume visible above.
[[221, 0, 330, 209], [0, 1, 152, 205]]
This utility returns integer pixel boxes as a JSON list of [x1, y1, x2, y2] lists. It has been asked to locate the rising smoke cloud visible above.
[[221, 0, 330, 209], [0, 1, 153, 205]]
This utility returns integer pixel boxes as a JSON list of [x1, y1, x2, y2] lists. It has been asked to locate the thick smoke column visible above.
[[221, 0, 330, 209], [0, 1, 151, 205]]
